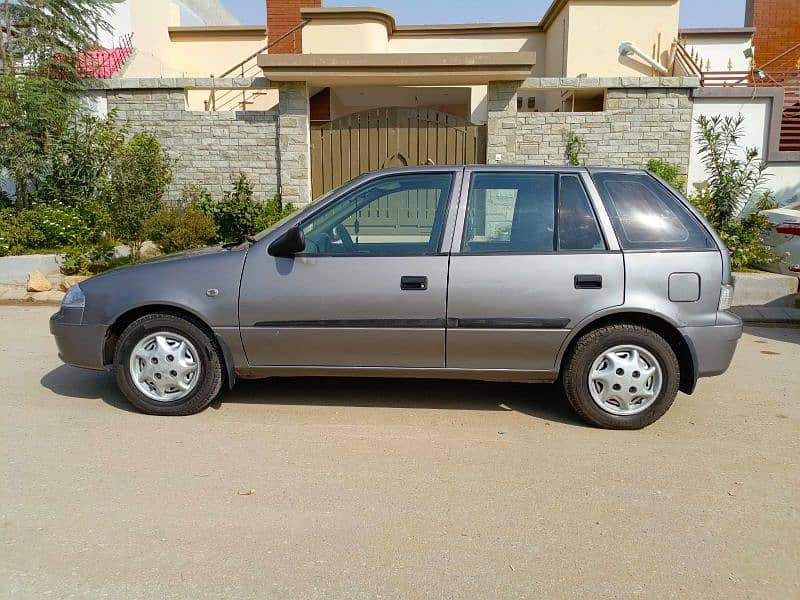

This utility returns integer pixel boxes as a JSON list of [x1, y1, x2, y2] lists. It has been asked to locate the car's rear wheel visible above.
[[114, 313, 223, 415], [562, 324, 680, 429]]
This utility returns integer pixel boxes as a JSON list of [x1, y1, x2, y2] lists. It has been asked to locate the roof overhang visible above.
[[168, 25, 267, 40], [679, 27, 755, 37], [257, 52, 536, 86]]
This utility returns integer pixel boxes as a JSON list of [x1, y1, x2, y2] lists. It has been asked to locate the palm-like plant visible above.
[[694, 114, 767, 225]]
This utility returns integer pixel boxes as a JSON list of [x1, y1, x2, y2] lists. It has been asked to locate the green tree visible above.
[[0, 0, 114, 208], [35, 111, 126, 206], [1, 0, 113, 79], [0, 74, 75, 208], [104, 133, 173, 258]]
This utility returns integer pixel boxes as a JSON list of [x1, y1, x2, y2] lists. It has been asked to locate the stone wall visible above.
[[487, 81, 696, 173], [106, 88, 279, 203]]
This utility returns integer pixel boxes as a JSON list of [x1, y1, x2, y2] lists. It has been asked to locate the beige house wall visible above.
[[168, 36, 268, 78], [302, 19, 389, 53], [122, 0, 266, 78], [123, 0, 179, 77], [565, 0, 679, 77], [388, 33, 544, 59]]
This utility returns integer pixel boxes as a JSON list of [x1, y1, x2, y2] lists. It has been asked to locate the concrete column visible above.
[[486, 81, 521, 164], [277, 81, 311, 207]]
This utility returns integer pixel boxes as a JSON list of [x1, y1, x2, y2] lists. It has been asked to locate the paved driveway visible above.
[[1, 306, 798, 599]]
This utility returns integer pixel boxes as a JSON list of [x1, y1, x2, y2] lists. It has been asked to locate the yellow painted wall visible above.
[[169, 37, 268, 78], [122, 0, 267, 77], [565, 0, 679, 76], [302, 20, 390, 53], [123, 0, 178, 77]]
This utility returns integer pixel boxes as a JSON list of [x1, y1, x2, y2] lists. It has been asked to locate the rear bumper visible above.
[[50, 310, 107, 371], [680, 311, 743, 379]]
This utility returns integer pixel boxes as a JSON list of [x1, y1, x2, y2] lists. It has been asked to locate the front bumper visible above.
[[680, 311, 743, 379], [50, 310, 107, 371]]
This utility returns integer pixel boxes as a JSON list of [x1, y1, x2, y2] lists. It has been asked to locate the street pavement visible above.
[[1, 306, 798, 599]]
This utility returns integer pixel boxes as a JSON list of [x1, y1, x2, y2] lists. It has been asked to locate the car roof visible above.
[[364, 165, 650, 176]]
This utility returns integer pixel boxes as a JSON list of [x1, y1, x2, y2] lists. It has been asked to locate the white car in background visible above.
[[761, 200, 800, 277]]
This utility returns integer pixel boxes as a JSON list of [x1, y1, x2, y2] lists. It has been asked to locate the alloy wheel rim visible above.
[[129, 332, 201, 402], [588, 344, 662, 416]]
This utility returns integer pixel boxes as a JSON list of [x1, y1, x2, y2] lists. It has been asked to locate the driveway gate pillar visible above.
[[277, 81, 311, 207]]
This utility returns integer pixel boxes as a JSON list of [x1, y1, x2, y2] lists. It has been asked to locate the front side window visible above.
[[592, 172, 715, 250], [300, 173, 453, 256]]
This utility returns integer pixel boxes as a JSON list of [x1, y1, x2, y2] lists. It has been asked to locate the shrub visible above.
[[691, 113, 780, 271], [565, 131, 585, 166], [210, 172, 259, 243], [254, 195, 296, 233], [196, 174, 296, 244], [694, 114, 767, 225], [103, 132, 173, 258], [33, 112, 126, 207], [143, 205, 217, 254], [647, 159, 686, 194], [0, 209, 31, 256], [690, 189, 779, 271], [60, 246, 93, 276], [59, 241, 121, 276], [18, 201, 92, 249]]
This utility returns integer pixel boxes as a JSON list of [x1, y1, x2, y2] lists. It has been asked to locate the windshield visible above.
[[250, 191, 334, 242]]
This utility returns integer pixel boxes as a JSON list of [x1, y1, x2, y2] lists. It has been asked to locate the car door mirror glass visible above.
[[268, 226, 306, 257]]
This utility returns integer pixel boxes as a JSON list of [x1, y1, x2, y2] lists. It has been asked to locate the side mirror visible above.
[[268, 226, 306, 257]]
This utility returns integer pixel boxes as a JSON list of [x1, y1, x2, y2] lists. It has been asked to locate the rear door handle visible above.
[[401, 276, 428, 291], [575, 274, 602, 289]]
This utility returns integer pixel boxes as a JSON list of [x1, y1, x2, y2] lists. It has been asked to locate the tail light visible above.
[[776, 222, 800, 236], [718, 283, 734, 311]]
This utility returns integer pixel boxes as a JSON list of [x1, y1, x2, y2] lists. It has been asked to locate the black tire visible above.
[[114, 312, 224, 416], [562, 324, 680, 429]]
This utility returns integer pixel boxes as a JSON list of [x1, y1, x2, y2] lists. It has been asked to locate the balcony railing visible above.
[[674, 40, 800, 152], [78, 33, 134, 79]]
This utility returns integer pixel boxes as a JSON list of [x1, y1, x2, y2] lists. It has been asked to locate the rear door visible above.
[[445, 168, 624, 371]]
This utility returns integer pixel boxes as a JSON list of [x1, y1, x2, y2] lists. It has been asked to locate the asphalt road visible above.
[[1, 306, 798, 599]]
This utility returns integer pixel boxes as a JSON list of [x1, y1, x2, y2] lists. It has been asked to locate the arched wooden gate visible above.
[[310, 107, 487, 199]]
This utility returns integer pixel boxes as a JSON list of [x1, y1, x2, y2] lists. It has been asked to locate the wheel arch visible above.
[[103, 304, 236, 390], [557, 310, 697, 395]]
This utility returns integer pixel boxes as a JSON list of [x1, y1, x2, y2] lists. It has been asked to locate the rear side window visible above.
[[558, 175, 605, 251], [462, 172, 608, 254], [592, 172, 715, 250]]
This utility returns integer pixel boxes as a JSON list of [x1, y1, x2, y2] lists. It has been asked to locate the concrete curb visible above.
[[732, 306, 800, 326], [0, 286, 64, 306]]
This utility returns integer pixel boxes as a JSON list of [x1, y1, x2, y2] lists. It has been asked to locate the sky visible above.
[[222, 0, 749, 28]]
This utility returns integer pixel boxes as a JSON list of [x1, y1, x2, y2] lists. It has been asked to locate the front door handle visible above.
[[401, 276, 428, 291], [575, 274, 602, 289]]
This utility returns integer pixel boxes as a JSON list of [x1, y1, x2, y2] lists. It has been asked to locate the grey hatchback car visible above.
[[51, 166, 742, 429]]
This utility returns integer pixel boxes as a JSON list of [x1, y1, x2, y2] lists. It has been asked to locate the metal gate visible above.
[[310, 107, 487, 199]]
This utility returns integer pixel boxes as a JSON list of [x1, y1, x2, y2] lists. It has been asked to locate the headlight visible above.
[[718, 283, 734, 311], [61, 284, 86, 308]]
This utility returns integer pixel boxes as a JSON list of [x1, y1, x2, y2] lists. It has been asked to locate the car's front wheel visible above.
[[114, 313, 224, 415], [562, 324, 680, 429]]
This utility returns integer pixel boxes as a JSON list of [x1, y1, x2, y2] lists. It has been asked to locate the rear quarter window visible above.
[[592, 172, 715, 250]]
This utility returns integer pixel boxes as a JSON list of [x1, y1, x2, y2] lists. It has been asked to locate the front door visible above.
[[446, 169, 624, 372], [239, 170, 460, 368]]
